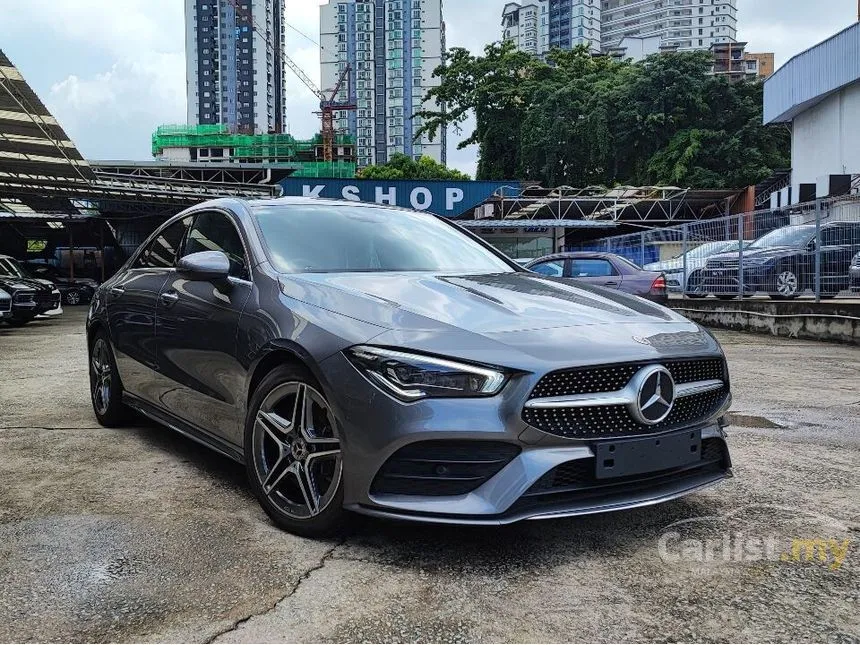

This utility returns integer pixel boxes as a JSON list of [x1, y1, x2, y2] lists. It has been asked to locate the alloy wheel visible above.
[[776, 271, 799, 297], [253, 382, 342, 520], [91, 338, 112, 416], [66, 290, 81, 306]]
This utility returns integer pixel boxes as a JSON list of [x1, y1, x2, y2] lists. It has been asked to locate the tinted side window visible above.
[[184, 211, 249, 279], [135, 217, 193, 269], [530, 260, 565, 277], [570, 259, 616, 277]]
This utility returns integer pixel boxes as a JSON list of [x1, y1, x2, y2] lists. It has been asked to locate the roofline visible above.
[[772, 21, 859, 78]]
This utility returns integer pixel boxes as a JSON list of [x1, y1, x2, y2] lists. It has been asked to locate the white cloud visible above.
[[2, 0, 857, 166]]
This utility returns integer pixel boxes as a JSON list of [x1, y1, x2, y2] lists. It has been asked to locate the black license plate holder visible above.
[[594, 429, 702, 479]]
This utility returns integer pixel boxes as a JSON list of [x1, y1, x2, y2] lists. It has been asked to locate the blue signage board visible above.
[[277, 178, 521, 218]]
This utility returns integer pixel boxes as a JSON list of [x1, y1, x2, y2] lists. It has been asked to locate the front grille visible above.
[[0, 297, 10, 312], [370, 441, 521, 497], [523, 358, 728, 439], [707, 259, 739, 270], [13, 292, 35, 304]]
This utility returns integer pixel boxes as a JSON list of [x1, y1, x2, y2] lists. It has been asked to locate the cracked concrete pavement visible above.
[[1, 309, 858, 642]]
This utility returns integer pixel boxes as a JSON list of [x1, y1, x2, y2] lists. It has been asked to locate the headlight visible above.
[[743, 257, 773, 266], [345, 346, 508, 401]]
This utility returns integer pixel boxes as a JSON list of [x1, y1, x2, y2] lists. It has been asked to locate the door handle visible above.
[[605, 281, 619, 287], [109, 286, 125, 297], [159, 291, 179, 307]]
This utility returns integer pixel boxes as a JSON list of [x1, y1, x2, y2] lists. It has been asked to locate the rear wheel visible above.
[[245, 364, 347, 537], [89, 331, 128, 426]]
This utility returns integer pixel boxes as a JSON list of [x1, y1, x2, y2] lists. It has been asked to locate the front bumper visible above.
[[699, 266, 774, 295], [320, 351, 732, 525]]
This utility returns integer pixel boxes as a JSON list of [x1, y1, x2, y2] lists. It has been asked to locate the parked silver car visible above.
[[87, 198, 733, 537], [645, 241, 749, 296]]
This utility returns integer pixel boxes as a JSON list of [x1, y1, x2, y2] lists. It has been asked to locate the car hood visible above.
[[281, 272, 718, 366], [708, 247, 798, 263], [645, 258, 682, 272], [0, 275, 54, 292]]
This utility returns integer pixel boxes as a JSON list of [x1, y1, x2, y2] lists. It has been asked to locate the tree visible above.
[[416, 45, 790, 189], [357, 153, 470, 181]]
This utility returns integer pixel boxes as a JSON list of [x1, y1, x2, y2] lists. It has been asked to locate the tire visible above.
[[64, 289, 81, 306], [89, 330, 129, 427], [772, 269, 800, 299], [245, 363, 347, 537]]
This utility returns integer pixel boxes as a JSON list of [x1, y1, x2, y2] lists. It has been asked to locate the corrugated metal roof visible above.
[[458, 220, 617, 229], [764, 21, 860, 124]]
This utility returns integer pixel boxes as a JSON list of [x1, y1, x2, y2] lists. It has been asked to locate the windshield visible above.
[[684, 242, 732, 259], [254, 204, 516, 274], [750, 226, 815, 250], [0, 257, 27, 278]]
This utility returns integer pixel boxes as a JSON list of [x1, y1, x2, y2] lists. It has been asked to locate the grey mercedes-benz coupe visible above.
[[87, 197, 733, 536]]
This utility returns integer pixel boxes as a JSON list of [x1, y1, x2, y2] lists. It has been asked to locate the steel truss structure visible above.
[[488, 185, 740, 224], [0, 49, 281, 220]]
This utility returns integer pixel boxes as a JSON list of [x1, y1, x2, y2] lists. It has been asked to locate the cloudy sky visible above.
[[1, 0, 857, 176]]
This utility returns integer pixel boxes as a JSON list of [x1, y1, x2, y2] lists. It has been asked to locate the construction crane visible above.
[[224, 0, 356, 162]]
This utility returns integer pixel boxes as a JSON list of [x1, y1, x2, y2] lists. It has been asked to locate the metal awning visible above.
[[458, 220, 618, 229], [0, 50, 94, 186]]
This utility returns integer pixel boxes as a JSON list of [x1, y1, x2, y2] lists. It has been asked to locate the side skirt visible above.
[[123, 393, 245, 464]]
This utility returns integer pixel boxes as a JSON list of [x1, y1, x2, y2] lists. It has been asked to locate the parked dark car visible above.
[[20, 261, 99, 305], [0, 275, 58, 326], [525, 252, 668, 303], [0, 287, 11, 321], [699, 221, 860, 299], [850, 252, 860, 294], [86, 198, 732, 537]]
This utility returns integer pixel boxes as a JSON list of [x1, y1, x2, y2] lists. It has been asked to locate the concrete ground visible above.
[[0, 309, 858, 643]]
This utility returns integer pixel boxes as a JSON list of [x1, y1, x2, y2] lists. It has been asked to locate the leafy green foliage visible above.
[[416, 43, 789, 189], [357, 153, 470, 180]]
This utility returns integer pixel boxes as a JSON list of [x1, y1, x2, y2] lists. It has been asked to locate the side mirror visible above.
[[177, 251, 230, 282]]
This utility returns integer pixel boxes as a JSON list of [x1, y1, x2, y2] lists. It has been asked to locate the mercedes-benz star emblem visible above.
[[628, 365, 676, 425]]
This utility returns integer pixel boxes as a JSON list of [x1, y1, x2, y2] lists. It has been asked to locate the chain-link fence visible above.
[[571, 196, 860, 301]]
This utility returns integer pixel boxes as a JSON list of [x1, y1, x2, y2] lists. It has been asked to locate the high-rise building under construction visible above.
[[184, 0, 286, 134]]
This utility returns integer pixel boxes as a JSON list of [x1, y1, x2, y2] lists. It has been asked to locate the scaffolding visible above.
[[151, 125, 356, 177]]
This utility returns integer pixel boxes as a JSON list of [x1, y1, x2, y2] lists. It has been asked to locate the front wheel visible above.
[[245, 364, 347, 537], [771, 269, 800, 299]]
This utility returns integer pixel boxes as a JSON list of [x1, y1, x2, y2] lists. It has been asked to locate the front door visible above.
[[108, 216, 192, 403], [155, 210, 253, 445]]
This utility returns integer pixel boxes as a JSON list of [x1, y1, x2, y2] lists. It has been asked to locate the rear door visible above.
[[568, 258, 622, 289], [154, 209, 253, 445], [107, 216, 192, 402]]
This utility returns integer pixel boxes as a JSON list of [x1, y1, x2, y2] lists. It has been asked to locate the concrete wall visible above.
[[672, 300, 860, 345], [791, 80, 860, 186]]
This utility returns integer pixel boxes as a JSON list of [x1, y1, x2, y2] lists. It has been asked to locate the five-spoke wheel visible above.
[[246, 365, 346, 536]]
